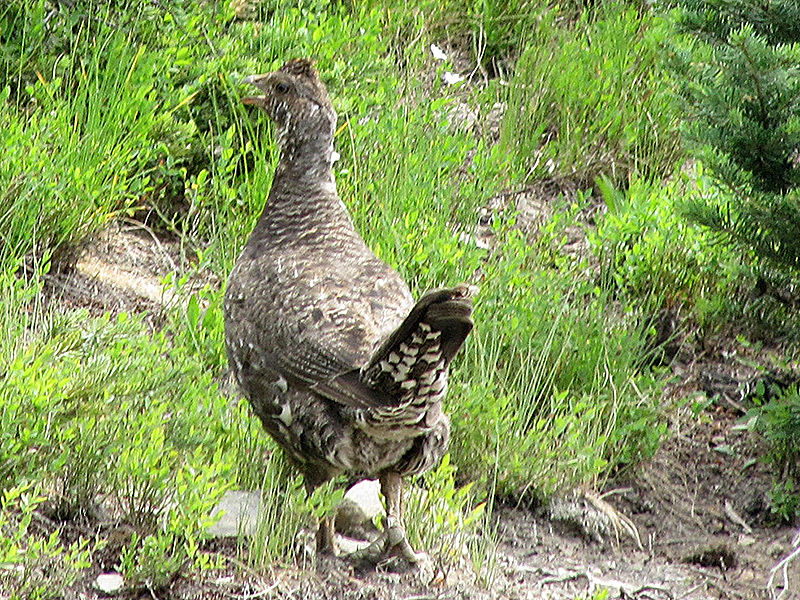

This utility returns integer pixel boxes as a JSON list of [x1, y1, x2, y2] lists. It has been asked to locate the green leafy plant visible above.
[[118, 450, 228, 589], [768, 479, 800, 524], [0, 483, 93, 600], [450, 222, 666, 501], [590, 175, 729, 311], [745, 385, 800, 521], [404, 453, 494, 581], [0, 305, 235, 585], [166, 280, 227, 372]]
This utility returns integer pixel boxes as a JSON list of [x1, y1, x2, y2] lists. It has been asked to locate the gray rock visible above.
[[207, 490, 262, 537], [336, 479, 384, 540], [344, 480, 385, 520]]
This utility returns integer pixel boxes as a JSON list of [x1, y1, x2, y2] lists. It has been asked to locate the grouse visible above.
[[224, 58, 474, 562]]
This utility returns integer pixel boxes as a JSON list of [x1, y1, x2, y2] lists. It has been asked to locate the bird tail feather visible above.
[[361, 285, 474, 400]]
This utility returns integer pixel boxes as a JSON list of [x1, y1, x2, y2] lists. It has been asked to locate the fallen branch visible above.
[[535, 565, 672, 599], [767, 527, 800, 600]]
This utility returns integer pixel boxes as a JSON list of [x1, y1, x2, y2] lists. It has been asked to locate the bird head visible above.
[[242, 58, 336, 148]]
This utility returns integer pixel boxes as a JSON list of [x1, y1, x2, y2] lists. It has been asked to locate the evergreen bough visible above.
[[665, 0, 800, 276]]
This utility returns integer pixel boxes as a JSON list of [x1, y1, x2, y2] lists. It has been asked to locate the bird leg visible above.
[[380, 470, 426, 563], [349, 471, 425, 563], [304, 478, 337, 556]]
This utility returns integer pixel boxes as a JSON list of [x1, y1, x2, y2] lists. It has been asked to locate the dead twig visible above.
[[723, 500, 752, 534], [537, 565, 672, 599], [121, 218, 179, 274], [676, 583, 705, 599], [590, 489, 644, 550], [767, 527, 800, 600]]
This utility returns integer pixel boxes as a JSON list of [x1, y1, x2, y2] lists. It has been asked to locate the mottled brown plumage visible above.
[[224, 58, 473, 562]]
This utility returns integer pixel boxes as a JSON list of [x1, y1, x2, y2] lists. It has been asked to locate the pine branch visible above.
[[729, 28, 768, 123]]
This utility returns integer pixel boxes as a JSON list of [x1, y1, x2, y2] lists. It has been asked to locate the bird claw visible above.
[[385, 518, 427, 563], [346, 516, 426, 564]]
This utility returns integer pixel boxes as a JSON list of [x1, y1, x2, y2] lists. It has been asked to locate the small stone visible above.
[[738, 534, 756, 547], [738, 568, 757, 582], [430, 44, 447, 61], [344, 480, 385, 522], [443, 71, 465, 85], [336, 535, 372, 555], [207, 490, 262, 537], [95, 572, 124, 594]]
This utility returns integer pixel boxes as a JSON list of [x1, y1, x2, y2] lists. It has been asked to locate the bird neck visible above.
[[273, 134, 337, 191], [253, 133, 355, 244]]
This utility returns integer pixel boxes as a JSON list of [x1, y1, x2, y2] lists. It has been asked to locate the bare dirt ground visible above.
[[48, 226, 800, 600]]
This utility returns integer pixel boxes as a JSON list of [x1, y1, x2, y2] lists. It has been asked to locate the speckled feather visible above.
[[225, 58, 473, 488]]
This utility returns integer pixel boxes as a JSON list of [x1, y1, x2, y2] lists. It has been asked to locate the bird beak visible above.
[[241, 74, 269, 106], [242, 74, 266, 87]]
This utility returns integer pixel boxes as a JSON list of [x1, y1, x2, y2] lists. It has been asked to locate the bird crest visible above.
[[280, 58, 318, 81]]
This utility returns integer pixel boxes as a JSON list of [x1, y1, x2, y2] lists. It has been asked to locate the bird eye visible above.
[[275, 82, 290, 94]]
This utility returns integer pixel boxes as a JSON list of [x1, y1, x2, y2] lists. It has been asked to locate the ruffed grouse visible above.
[[224, 58, 473, 562]]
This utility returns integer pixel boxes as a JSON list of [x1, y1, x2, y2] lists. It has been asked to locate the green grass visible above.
[[499, 3, 682, 186], [1, 0, 785, 596], [449, 225, 667, 499], [0, 34, 160, 268]]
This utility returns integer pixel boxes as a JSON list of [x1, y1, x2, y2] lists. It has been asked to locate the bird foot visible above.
[[295, 523, 342, 565], [346, 516, 426, 564]]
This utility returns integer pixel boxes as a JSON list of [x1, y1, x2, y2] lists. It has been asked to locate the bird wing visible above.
[[271, 319, 400, 409], [283, 286, 474, 409], [226, 260, 414, 410]]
